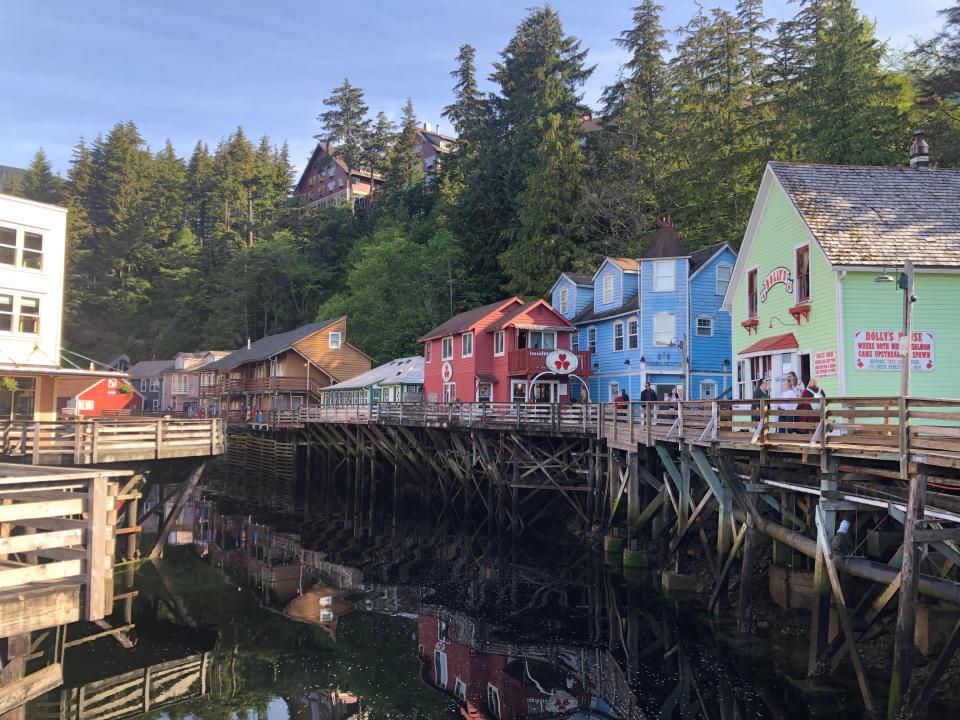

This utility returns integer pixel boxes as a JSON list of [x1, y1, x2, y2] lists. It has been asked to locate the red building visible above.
[[420, 298, 590, 404], [55, 377, 143, 417]]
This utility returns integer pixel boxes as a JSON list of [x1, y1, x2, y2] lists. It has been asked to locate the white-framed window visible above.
[[587, 327, 597, 353], [22, 232, 42, 270], [151, 399, 159, 411], [701, 380, 717, 399], [628, 318, 638, 349], [149, 378, 160, 392], [716, 263, 732, 296], [0, 227, 15, 266], [511, 381, 527, 402], [441, 336, 453, 360], [653, 260, 675, 292], [524, 331, 555, 350], [462, 331, 474, 358], [0, 294, 12, 332], [571, 332, 579, 351], [442, 382, 456, 403], [602, 274, 614, 304], [455, 678, 467, 700], [487, 684, 501, 719], [696, 316, 713, 337], [328, 331, 342, 349], [493, 331, 505, 356], [425, 341, 432, 363], [654, 312, 675, 347], [477, 382, 492, 402], [608, 382, 620, 400], [139, 379, 148, 392], [18, 296, 39, 334], [558, 287, 569, 313], [434, 650, 448, 688], [613, 321, 624, 351]]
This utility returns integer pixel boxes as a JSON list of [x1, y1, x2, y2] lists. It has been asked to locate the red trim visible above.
[[739, 332, 799, 356], [788, 304, 810, 323], [741, 319, 759, 335]]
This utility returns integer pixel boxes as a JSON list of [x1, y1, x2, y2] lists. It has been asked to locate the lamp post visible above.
[[875, 259, 916, 396], [670, 336, 688, 399], [624, 358, 632, 400]]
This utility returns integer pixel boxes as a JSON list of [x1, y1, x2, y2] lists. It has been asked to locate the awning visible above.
[[738, 332, 799, 356], [475, 373, 499, 384]]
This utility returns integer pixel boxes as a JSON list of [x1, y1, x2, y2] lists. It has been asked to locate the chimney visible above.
[[246, 337, 251, 349], [910, 130, 929, 169]]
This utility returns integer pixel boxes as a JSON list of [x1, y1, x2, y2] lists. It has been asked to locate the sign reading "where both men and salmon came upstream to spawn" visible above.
[[853, 330, 935, 372]]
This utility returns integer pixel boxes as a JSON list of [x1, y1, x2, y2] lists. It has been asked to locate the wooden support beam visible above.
[[908, 618, 960, 718], [0, 663, 62, 716], [809, 464, 838, 675], [147, 462, 205, 560]]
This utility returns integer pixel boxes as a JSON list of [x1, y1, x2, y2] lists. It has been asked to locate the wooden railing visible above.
[[0, 418, 226, 465], [278, 397, 960, 472], [0, 466, 125, 638]]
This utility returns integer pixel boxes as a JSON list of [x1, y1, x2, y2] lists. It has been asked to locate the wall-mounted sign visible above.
[[545, 349, 579, 375], [813, 349, 838, 379], [441, 362, 453, 382], [854, 330, 934, 372], [760, 267, 794, 302]]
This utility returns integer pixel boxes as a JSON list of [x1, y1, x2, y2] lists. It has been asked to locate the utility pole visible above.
[[900, 259, 915, 398]]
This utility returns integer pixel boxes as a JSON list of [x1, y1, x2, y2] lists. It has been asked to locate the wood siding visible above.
[[293, 317, 373, 384]]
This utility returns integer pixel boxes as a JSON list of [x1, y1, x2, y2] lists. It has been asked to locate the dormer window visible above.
[[716, 263, 732, 296], [559, 287, 569, 314], [653, 260, 675, 292], [602, 274, 613, 304]]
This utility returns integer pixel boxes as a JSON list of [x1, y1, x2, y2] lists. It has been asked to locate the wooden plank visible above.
[[0, 582, 82, 637], [0, 664, 62, 715], [0, 559, 83, 589], [0, 528, 83, 555], [85, 475, 107, 621], [912, 527, 960, 543], [0, 498, 85, 523]]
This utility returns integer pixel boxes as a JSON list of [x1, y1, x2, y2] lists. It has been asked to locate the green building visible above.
[[723, 154, 960, 399], [318, 356, 424, 405]]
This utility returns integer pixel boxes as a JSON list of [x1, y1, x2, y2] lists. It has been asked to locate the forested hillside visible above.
[[7, 0, 960, 364]]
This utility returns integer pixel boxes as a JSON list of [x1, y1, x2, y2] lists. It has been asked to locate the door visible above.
[[434, 649, 448, 688], [532, 381, 558, 403]]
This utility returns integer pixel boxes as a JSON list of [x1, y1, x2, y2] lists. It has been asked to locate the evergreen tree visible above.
[[381, 98, 425, 211], [2, 172, 19, 195], [911, 2, 960, 165], [316, 78, 371, 203], [20, 149, 63, 204], [442, 44, 485, 138]]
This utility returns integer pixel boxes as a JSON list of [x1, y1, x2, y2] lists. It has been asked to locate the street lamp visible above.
[[875, 260, 916, 397], [624, 358, 632, 400], [669, 336, 688, 400]]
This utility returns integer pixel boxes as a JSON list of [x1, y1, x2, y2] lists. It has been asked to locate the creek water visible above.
[[24, 504, 890, 720]]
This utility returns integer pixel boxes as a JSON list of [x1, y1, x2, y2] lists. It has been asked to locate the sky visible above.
[[0, 0, 949, 179]]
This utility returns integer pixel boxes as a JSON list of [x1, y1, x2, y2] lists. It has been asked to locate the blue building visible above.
[[551, 221, 736, 402]]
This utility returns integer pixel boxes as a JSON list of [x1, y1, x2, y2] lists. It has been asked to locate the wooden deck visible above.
[[275, 397, 960, 476], [0, 418, 226, 465]]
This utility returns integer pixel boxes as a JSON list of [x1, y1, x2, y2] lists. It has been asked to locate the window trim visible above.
[[328, 331, 342, 349], [608, 382, 620, 400], [627, 318, 638, 349], [461, 331, 474, 358], [602, 274, 614, 305], [425, 341, 432, 363], [441, 336, 454, 360], [487, 684, 501, 719], [22, 232, 43, 271], [700, 380, 717, 400], [716, 263, 732, 296], [493, 330, 505, 357], [587, 327, 597, 353], [696, 315, 714, 337], [511, 380, 527, 402], [612, 320, 624, 352], [18, 296, 39, 335], [795, 244, 811, 304], [653, 312, 675, 347], [746, 267, 759, 319], [652, 259, 675, 292], [0, 227, 16, 267], [0, 293, 12, 333], [558, 287, 569, 314], [442, 382, 456, 403]]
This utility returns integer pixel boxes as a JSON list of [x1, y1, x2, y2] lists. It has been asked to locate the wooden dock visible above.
[[0, 418, 226, 466]]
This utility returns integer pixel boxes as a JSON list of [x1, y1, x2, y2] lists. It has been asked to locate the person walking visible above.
[[776, 378, 798, 433], [640, 382, 657, 402], [753, 378, 770, 399]]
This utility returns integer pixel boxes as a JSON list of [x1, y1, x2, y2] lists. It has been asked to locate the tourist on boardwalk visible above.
[[775, 378, 799, 432], [614, 390, 628, 415], [640, 382, 657, 403], [753, 378, 770, 399], [666, 386, 680, 402]]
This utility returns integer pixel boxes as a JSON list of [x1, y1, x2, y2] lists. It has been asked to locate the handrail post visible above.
[[711, 401, 719, 442], [91, 421, 99, 464], [678, 402, 685, 440], [761, 400, 768, 445], [899, 396, 909, 479], [156, 418, 163, 459], [32, 421, 41, 465], [629, 402, 635, 445]]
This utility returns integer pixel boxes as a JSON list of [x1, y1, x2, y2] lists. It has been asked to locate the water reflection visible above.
[[28, 516, 865, 720]]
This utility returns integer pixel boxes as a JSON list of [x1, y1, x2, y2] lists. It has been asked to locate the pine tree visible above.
[[443, 45, 485, 138], [911, 2, 960, 166], [365, 111, 395, 209], [316, 78, 371, 203], [2, 171, 19, 195], [185, 141, 215, 249], [381, 98, 425, 211], [20, 149, 63, 204]]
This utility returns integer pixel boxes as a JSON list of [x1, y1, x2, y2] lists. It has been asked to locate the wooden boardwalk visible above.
[[0, 418, 226, 466]]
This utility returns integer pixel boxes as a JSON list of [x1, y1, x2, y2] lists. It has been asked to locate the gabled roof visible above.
[[295, 142, 383, 192], [591, 257, 639, 282], [739, 332, 799, 356], [127, 360, 174, 378], [417, 127, 457, 151], [572, 292, 640, 324], [202, 319, 340, 371], [640, 220, 688, 260], [769, 161, 960, 268], [320, 356, 423, 391], [487, 299, 575, 332], [549, 271, 593, 296], [420, 299, 521, 341], [689, 242, 734, 277]]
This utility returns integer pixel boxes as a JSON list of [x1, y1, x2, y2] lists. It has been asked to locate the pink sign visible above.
[[813, 350, 837, 379]]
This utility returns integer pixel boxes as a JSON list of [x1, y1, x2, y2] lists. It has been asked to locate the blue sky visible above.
[[1, 1, 948, 178]]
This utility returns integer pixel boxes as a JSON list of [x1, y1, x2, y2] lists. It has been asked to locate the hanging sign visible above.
[[813, 350, 838, 379], [441, 362, 453, 382], [854, 330, 935, 372], [760, 266, 794, 302], [545, 349, 579, 375]]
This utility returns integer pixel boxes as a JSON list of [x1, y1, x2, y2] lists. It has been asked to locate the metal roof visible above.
[[319, 356, 424, 391], [202, 320, 340, 371], [128, 360, 175, 378]]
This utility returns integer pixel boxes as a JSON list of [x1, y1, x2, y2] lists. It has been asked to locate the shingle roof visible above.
[[127, 360, 174, 378], [320, 356, 423, 391], [608, 257, 640, 271], [689, 242, 731, 275], [572, 293, 639, 324], [420, 299, 520, 341], [202, 320, 339, 371], [562, 271, 594, 286], [641, 221, 688, 259], [770, 161, 960, 268]]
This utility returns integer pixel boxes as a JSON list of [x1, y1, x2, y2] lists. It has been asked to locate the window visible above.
[[795, 245, 810, 302], [653, 260, 675, 292], [18, 297, 39, 334], [22, 232, 42, 270], [628, 318, 638, 349], [493, 331, 505, 356], [0, 227, 15, 265], [512, 381, 527, 402], [455, 678, 467, 700], [149, 378, 160, 392], [613, 321, 624, 351], [441, 336, 453, 360], [425, 342, 432, 363], [327, 165, 335, 177], [602, 274, 614, 304], [587, 327, 597, 353], [558, 287, 569, 314], [696, 316, 713, 337], [654, 313, 675, 347], [140, 379, 148, 392], [442, 383, 456, 403], [487, 685, 501, 719], [523, 330, 555, 350], [462, 331, 473, 358], [477, 382, 492, 402], [328, 332, 342, 349], [327, 180, 335, 192], [747, 268, 758, 318], [608, 382, 620, 400], [0, 294, 12, 332], [151, 399, 159, 411], [571, 332, 579, 351], [701, 380, 717, 399], [716, 263, 732, 296], [0, 376, 35, 420]]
